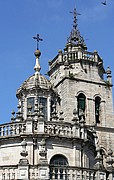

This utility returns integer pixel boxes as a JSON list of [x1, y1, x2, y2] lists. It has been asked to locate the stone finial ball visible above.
[[21, 139, 27, 146], [34, 49, 41, 57]]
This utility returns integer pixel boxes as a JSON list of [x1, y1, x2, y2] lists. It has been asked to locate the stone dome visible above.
[[16, 73, 51, 96]]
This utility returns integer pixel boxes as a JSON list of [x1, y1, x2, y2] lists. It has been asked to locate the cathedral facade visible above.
[[0, 8, 114, 180]]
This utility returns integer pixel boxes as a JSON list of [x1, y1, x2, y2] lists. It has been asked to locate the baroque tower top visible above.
[[67, 8, 87, 50]]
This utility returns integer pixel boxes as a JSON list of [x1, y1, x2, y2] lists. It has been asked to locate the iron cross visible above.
[[70, 8, 81, 30], [33, 34, 43, 50]]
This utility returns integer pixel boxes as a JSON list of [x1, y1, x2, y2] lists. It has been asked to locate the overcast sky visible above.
[[0, 0, 114, 124]]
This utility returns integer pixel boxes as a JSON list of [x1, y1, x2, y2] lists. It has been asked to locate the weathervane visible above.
[[70, 8, 81, 30], [33, 34, 43, 50]]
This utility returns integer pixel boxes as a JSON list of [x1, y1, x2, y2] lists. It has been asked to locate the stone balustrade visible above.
[[82, 51, 95, 61], [0, 121, 94, 146], [63, 51, 96, 62], [44, 122, 74, 137], [0, 165, 39, 180], [0, 166, 18, 180], [0, 163, 110, 180], [49, 50, 99, 70], [44, 121, 91, 141], [0, 165, 97, 180], [0, 122, 25, 137], [63, 51, 78, 61], [49, 166, 97, 180]]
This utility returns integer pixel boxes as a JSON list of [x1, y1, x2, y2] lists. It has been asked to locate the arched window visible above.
[[95, 96, 101, 124], [50, 155, 68, 180], [77, 93, 86, 119]]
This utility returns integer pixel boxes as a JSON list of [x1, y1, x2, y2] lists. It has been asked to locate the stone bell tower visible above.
[[48, 8, 114, 128], [48, 7, 114, 178]]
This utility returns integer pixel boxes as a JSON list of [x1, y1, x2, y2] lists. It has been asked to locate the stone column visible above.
[[100, 100, 106, 126], [47, 96, 51, 121], [72, 108, 80, 137], [78, 47, 82, 59], [73, 145, 76, 166], [34, 93, 39, 122], [87, 98, 95, 125], [80, 116, 86, 139], [37, 104, 45, 133], [94, 50, 98, 62], [24, 95, 27, 120], [25, 117, 33, 134]]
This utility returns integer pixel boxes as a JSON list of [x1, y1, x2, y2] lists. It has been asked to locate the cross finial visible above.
[[33, 34, 43, 50], [70, 8, 81, 30]]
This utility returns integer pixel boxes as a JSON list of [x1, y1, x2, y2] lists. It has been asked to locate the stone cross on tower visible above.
[[33, 34, 43, 74], [68, 7, 86, 49], [33, 34, 43, 50], [70, 7, 81, 30]]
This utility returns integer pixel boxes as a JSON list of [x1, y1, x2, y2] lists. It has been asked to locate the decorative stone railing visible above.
[[63, 51, 96, 62], [0, 165, 39, 180], [49, 166, 97, 180], [63, 51, 78, 61], [0, 121, 94, 146], [0, 166, 18, 180], [82, 51, 95, 61], [0, 122, 25, 137], [44, 121, 90, 141], [44, 122, 74, 137], [0, 165, 99, 180], [0, 121, 80, 138], [49, 49, 103, 72], [0, 165, 40, 180]]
